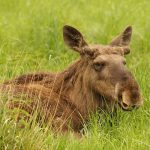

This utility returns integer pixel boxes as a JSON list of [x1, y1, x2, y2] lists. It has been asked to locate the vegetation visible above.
[[0, 0, 149, 149]]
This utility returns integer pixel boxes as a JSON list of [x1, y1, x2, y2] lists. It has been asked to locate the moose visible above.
[[0, 25, 143, 135]]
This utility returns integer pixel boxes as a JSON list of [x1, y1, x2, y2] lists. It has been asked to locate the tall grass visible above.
[[0, 0, 150, 149]]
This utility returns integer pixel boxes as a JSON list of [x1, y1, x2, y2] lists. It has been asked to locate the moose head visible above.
[[63, 25, 143, 112]]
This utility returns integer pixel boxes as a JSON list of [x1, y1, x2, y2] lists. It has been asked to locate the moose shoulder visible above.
[[1, 25, 143, 134]]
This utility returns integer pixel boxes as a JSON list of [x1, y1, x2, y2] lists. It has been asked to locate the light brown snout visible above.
[[120, 90, 143, 111], [115, 76, 143, 111]]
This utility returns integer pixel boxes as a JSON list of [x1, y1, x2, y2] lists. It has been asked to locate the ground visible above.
[[0, 0, 150, 149]]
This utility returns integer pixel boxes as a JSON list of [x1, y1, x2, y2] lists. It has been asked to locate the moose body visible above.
[[1, 25, 143, 134]]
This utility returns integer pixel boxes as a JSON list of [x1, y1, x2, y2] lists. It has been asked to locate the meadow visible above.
[[0, 0, 150, 149]]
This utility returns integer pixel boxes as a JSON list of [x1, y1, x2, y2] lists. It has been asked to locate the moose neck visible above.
[[61, 58, 103, 117]]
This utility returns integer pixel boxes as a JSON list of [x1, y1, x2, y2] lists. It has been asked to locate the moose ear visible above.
[[63, 25, 88, 53], [109, 26, 132, 47]]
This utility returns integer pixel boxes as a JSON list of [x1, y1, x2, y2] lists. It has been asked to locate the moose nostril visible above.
[[122, 102, 128, 108]]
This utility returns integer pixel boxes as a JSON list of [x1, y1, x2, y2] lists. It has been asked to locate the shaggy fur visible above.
[[0, 25, 143, 134]]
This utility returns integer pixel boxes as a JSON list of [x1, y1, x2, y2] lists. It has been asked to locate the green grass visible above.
[[0, 0, 150, 149]]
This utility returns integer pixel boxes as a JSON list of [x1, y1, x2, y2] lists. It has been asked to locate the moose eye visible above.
[[93, 62, 105, 71]]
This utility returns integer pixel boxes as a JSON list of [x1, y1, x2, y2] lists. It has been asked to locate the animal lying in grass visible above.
[[0, 25, 143, 135]]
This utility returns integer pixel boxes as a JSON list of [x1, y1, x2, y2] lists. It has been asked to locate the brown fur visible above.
[[0, 25, 143, 134]]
